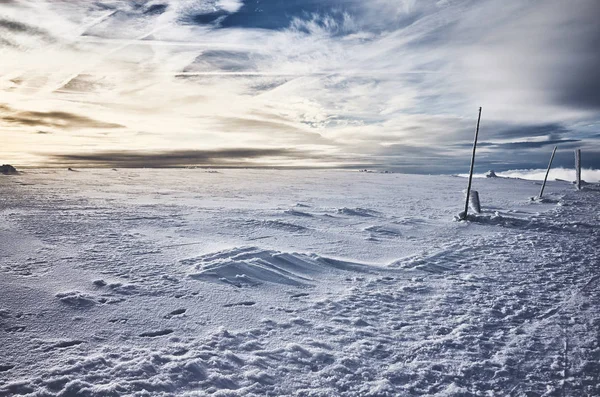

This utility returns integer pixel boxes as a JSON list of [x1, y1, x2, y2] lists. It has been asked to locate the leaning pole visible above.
[[461, 107, 482, 220], [539, 146, 557, 198]]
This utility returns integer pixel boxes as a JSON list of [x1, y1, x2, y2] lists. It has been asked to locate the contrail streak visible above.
[[49, 24, 169, 94], [77, 36, 264, 51]]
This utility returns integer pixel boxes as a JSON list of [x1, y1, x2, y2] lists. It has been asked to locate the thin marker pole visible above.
[[539, 146, 557, 198], [462, 107, 482, 220], [575, 149, 581, 190]]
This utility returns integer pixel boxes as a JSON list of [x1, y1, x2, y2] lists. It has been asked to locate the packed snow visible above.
[[1, 169, 599, 396]]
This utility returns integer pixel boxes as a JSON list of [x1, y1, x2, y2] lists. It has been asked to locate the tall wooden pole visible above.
[[539, 146, 557, 198], [462, 107, 482, 220]]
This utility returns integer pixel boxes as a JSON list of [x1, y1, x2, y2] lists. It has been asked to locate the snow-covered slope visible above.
[[1, 170, 598, 396]]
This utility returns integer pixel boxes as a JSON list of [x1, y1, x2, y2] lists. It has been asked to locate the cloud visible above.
[[144, 4, 169, 16], [0, 0, 599, 170], [491, 140, 581, 150], [1, 105, 123, 129], [456, 139, 581, 150], [183, 50, 263, 73], [214, 116, 333, 145], [486, 123, 571, 140], [215, 0, 243, 14], [0, 18, 53, 40], [446, 1, 600, 116], [47, 148, 344, 168], [185, 0, 347, 30]]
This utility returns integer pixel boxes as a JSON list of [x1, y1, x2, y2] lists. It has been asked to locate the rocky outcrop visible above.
[[1, 164, 18, 175]]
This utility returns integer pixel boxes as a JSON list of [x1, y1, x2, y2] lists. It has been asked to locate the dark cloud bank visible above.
[[48, 148, 349, 168], [47, 144, 600, 173]]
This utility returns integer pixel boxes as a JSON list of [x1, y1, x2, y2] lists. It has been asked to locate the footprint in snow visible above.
[[139, 329, 174, 337], [223, 301, 256, 308], [5, 326, 26, 333], [164, 308, 187, 318], [44, 340, 84, 351]]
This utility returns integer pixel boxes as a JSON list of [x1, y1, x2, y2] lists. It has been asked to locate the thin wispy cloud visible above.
[[0, 0, 598, 170]]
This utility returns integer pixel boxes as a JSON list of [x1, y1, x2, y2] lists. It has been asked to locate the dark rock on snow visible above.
[[1, 164, 18, 175]]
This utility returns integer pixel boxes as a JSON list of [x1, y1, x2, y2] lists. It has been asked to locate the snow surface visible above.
[[464, 168, 600, 183], [1, 169, 599, 396]]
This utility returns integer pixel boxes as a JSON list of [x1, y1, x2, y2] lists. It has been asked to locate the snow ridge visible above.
[[186, 246, 379, 287]]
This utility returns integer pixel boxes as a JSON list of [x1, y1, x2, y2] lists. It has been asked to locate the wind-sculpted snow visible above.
[[55, 291, 99, 307], [187, 246, 379, 287], [283, 208, 313, 217], [1, 170, 599, 396], [364, 225, 403, 238], [336, 207, 381, 217], [238, 219, 309, 232]]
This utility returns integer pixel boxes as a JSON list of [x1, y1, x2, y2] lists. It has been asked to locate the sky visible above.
[[0, 0, 599, 172]]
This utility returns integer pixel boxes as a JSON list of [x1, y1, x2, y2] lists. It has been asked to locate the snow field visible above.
[[1, 170, 599, 396]]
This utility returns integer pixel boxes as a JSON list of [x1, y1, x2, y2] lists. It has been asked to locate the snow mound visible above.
[[283, 209, 312, 217], [187, 246, 377, 287], [336, 207, 379, 217], [55, 291, 98, 307]]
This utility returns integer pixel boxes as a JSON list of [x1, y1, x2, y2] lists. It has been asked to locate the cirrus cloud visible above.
[[0, 0, 598, 171]]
